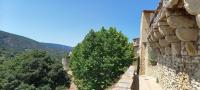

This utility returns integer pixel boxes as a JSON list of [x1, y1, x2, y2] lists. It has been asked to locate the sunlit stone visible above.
[[176, 28, 198, 41], [167, 15, 196, 28], [184, 0, 200, 15]]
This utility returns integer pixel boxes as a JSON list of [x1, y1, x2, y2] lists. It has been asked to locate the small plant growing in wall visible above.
[[148, 48, 157, 66]]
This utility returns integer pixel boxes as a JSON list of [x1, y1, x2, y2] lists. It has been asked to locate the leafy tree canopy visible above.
[[70, 27, 133, 90], [0, 50, 71, 90]]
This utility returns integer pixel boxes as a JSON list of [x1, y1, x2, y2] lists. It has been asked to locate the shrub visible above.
[[69, 27, 133, 90], [148, 48, 157, 66]]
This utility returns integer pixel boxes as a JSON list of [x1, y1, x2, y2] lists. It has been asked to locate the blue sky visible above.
[[0, 0, 159, 47]]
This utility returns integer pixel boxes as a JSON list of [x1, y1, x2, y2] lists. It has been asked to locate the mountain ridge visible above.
[[0, 30, 72, 57]]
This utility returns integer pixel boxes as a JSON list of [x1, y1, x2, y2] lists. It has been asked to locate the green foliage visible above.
[[0, 50, 71, 90], [148, 48, 157, 66], [69, 27, 133, 90]]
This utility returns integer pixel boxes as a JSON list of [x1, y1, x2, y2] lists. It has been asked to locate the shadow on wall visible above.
[[131, 57, 140, 90]]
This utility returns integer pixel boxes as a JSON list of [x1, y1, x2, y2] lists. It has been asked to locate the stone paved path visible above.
[[109, 66, 135, 90], [139, 75, 163, 90]]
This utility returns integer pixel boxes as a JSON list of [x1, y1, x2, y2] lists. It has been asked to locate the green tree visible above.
[[0, 50, 71, 90], [69, 27, 133, 90]]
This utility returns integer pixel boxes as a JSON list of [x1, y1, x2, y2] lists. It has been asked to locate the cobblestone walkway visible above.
[[109, 66, 135, 90]]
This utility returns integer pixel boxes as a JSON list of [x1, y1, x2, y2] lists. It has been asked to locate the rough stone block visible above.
[[160, 47, 165, 55], [196, 14, 200, 28], [171, 43, 181, 55], [153, 22, 158, 29], [158, 21, 168, 26], [176, 28, 198, 41], [153, 28, 159, 32], [150, 34, 158, 42], [184, 0, 200, 15], [159, 39, 170, 47], [154, 31, 162, 39], [163, 0, 179, 8], [166, 9, 187, 17], [185, 42, 197, 56], [158, 25, 175, 36], [167, 15, 196, 28], [165, 35, 180, 43], [165, 46, 171, 55]]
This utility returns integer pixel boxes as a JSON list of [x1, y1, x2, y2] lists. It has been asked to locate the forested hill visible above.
[[0, 30, 72, 56]]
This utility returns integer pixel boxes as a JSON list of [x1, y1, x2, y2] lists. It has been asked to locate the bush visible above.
[[148, 48, 157, 66], [0, 50, 71, 90], [69, 27, 133, 90]]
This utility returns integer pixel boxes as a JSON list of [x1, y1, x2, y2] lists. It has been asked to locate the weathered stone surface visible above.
[[163, 0, 179, 8], [165, 46, 171, 55], [159, 9, 167, 20], [148, 38, 153, 43], [154, 42, 161, 48], [153, 22, 158, 29], [171, 43, 181, 55], [166, 9, 187, 17], [153, 28, 159, 32], [184, 0, 200, 15], [160, 47, 165, 54], [185, 42, 197, 56], [140, 1, 200, 89], [176, 28, 198, 41], [167, 15, 196, 28], [154, 31, 162, 39], [150, 34, 158, 42], [158, 25, 174, 36], [158, 21, 168, 26], [196, 14, 200, 28], [165, 35, 180, 43], [159, 39, 170, 47]]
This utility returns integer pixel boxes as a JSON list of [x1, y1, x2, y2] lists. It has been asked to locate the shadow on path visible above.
[[131, 74, 139, 90]]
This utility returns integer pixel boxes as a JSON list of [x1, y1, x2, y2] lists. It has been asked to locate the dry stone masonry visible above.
[[139, 0, 200, 90]]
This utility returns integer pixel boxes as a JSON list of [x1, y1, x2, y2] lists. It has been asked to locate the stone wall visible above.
[[140, 0, 200, 89]]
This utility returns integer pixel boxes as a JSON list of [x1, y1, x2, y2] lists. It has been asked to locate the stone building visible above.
[[133, 38, 140, 57], [139, 0, 200, 89]]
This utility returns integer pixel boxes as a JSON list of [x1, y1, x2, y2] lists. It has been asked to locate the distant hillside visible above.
[[0, 30, 72, 57]]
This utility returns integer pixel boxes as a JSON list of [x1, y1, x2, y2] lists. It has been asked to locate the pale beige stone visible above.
[[158, 25, 174, 36], [171, 43, 181, 55], [154, 42, 161, 48], [184, 0, 200, 15], [165, 35, 180, 43], [160, 47, 165, 55], [159, 39, 170, 47], [153, 28, 159, 32], [158, 21, 168, 26], [167, 15, 196, 28], [154, 31, 162, 39], [151, 34, 158, 42], [163, 0, 179, 8], [165, 46, 171, 55], [196, 14, 200, 28], [185, 42, 197, 56], [176, 28, 198, 41], [166, 9, 185, 17], [148, 38, 153, 43], [159, 9, 167, 20], [153, 22, 158, 29]]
